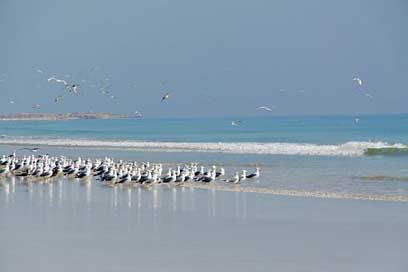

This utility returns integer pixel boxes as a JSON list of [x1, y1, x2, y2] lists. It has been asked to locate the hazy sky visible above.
[[0, 0, 406, 117]]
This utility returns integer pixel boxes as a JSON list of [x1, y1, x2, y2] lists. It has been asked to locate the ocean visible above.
[[0, 114, 408, 200], [1, 114, 408, 272]]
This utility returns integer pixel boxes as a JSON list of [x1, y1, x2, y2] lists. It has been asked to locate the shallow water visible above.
[[1, 179, 407, 272], [1, 145, 408, 200]]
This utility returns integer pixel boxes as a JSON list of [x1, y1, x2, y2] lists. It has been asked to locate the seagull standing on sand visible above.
[[224, 172, 240, 184], [246, 167, 260, 179]]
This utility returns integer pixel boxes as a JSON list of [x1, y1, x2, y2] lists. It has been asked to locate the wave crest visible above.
[[0, 137, 406, 156]]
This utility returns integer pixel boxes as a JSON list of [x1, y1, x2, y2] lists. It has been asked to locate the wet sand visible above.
[[181, 182, 408, 202], [1, 179, 407, 272]]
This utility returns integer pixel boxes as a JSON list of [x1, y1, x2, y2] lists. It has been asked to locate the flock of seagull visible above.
[[1, 68, 371, 122], [28, 68, 175, 112], [0, 153, 260, 186]]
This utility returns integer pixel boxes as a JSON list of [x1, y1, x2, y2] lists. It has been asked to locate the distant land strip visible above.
[[0, 112, 142, 121]]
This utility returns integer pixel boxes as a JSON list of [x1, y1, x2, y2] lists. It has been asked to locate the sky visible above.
[[0, 0, 407, 117]]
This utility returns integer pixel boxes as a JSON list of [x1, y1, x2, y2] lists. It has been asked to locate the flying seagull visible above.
[[48, 76, 67, 84], [231, 120, 241, 127], [70, 84, 79, 94], [32, 104, 41, 109], [353, 77, 363, 86], [48, 76, 69, 88], [20, 147, 41, 153], [54, 95, 64, 103], [365, 93, 374, 99], [161, 92, 171, 102], [257, 106, 276, 112], [48, 76, 79, 94], [36, 69, 44, 74], [133, 111, 143, 118]]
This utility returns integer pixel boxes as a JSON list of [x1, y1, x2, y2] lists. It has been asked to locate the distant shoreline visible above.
[[0, 112, 142, 121]]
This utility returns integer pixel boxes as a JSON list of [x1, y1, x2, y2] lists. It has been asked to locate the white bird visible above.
[[365, 93, 374, 99], [133, 111, 143, 117], [257, 106, 275, 112], [32, 104, 41, 109], [54, 95, 64, 103], [246, 167, 260, 179], [354, 118, 360, 124], [161, 92, 171, 101], [36, 69, 44, 74], [70, 84, 79, 94], [48, 76, 68, 86], [353, 77, 363, 86], [48, 77, 80, 94], [21, 147, 41, 153], [231, 120, 241, 127], [224, 172, 240, 184], [9, 100, 15, 104], [240, 170, 247, 181]]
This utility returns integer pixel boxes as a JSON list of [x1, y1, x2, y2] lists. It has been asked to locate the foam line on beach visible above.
[[181, 183, 408, 202], [0, 137, 406, 156]]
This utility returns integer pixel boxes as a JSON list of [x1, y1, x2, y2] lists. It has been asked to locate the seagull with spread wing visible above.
[[257, 106, 276, 112], [231, 120, 241, 127]]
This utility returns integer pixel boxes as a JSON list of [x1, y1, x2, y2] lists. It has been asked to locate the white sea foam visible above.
[[0, 137, 406, 156]]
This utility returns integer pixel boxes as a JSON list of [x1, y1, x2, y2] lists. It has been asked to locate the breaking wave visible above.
[[0, 136, 406, 156]]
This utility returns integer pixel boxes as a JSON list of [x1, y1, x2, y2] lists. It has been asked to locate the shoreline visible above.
[[180, 182, 408, 202]]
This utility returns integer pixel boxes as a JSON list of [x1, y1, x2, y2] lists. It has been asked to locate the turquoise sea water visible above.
[[0, 114, 408, 199], [0, 114, 408, 144]]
